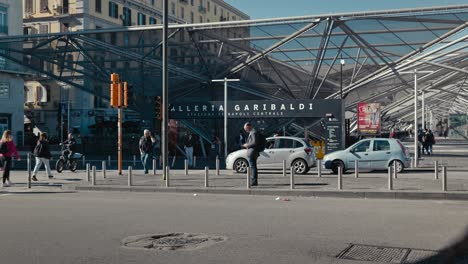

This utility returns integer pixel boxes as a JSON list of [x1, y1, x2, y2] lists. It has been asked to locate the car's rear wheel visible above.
[[234, 158, 249, 173], [331, 160, 345, 175], [389, 160, 404, 173], [292, 158, 308, 175]]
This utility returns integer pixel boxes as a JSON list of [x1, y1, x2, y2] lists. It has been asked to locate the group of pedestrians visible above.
[[418, 128, 436, 156]]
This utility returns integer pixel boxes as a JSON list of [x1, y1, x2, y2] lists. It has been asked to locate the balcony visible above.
[[198, 6, 206, 13]]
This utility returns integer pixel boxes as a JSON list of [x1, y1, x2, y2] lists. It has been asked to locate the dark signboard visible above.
[[169, 99, 342, 119], [325, 119, 343, 153]]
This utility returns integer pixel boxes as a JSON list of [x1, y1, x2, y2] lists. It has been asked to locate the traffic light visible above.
[[110, 73, 119, 108], [110, 83, 119, 107], [123, 82, 128, 107], [155, 96, 162, 120]]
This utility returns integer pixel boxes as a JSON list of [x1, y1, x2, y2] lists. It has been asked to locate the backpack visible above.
[[0, 141, 7, 155], [33, 142, 43, 157], [255, 132, 267, 152]]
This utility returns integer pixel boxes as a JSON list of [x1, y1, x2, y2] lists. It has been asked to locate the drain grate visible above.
[[121, 233, 227, 251], [337, 244, 440, 264]]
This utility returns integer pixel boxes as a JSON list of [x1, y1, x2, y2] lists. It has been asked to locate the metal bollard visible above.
[[159, 155, 162, 167], [82, 155, 86, 168], [92, 166, 96, 186], [337, 166, 343, 190], [216, 158, 220, 176], [204, 166, 209, 187], [410, 157, 414, 169], [393, 161, 398, 179], [282, 160, 286, 177], [102, 161, 106, 179], [11, 156, 14, 168], [442, 166, 447, 192], [317, 160, 322, 177], [184, 159, 189, 176], [86, 163, 91, 182], [354, 160, 359, 178], [153, 159, 157, 176], [193, 156, 197, 168], [128, 166, 133, 186], [165, 166, 170, 187], [171, 156, 176, 168], [133, 155, 136, 167], [27, 153, 31, 189], [388, 167, 393, 191], [434, 160, 439, 180], [246, 167, 251, 189], [108, 155, 111, 167], [290, 167, 295, 190]]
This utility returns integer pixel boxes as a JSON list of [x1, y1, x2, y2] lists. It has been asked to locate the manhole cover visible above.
[[338, 244, 408, 263], [121, 233, 227, 251]]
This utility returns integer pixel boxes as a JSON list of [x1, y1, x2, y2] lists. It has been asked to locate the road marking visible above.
[[0, 194, 12, 196]]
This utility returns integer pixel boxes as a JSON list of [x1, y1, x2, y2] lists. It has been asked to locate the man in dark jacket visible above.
[[32, 132, 53, 181], [242, 122, 259, 186], [139, 129, 153, 174]]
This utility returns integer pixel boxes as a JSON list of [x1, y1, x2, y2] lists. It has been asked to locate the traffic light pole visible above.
[[162, 0, 169, 180]]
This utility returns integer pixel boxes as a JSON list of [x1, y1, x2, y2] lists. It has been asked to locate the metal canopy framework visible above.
[[1, 4, 468, 136]]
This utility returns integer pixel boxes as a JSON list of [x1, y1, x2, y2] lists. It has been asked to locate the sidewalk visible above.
[[3, 167, 467, 200]]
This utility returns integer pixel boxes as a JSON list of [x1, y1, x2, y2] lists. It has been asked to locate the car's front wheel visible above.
[[292, 158, 308, 175], [331, 160, 345, 175], [234, 158, 249, 173]]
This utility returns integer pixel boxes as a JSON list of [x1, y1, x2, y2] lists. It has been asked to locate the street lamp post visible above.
[[340, 57, 345, 99], [400, 69, 433, 168], [212, 78, 240, 158]]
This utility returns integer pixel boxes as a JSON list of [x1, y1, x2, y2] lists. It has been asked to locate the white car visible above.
[[226, 136, 316, 174]]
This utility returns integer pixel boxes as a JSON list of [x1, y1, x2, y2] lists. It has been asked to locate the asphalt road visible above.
[[0, 191, 467, 264]]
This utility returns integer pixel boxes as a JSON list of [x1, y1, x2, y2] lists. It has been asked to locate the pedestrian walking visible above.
[[184, 133, 195, 167], [32, 132, 53, 181], [426, 129, 435, 155], [139, 129, 153, 174], [242, 122, 266, 186], [0, 130, 20, 187]]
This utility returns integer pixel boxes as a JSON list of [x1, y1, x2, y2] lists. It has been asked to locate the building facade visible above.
[[0, 0, 24, 145], [22, 0, 249, 138]]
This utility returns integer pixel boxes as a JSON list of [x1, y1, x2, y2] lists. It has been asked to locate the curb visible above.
[[74, 185, 468, 201]]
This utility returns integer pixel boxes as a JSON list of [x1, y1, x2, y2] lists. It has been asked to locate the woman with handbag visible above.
[[32, 132, 53, 181], [0, 130, 20, 187]]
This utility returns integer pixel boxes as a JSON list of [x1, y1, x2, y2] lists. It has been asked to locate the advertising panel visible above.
[[357, 102, 381, 135]]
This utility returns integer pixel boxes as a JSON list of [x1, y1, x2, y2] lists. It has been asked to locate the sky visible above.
[[224, 0, 468, 19]]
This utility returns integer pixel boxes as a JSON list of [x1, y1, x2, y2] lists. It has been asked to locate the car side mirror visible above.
[[350, 149, 355, 153]]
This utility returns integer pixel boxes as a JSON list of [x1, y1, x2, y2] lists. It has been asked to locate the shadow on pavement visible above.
[[414, 228, 468, 264]]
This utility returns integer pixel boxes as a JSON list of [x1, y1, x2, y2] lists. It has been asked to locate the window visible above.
[[39, 24, 49, 34], [123, 7, 132, 26], [25, 0, 34, 14], [151, 0, 156, 6], [137, 13, 146, 25], [0, 82, 9, 99], [149, 17, 157, 24], [214, 4, 217, 15], [0, 7, 7, 34], [108, 2, 119, 19], [190, 11, 194, 23], [190, 0, 194, 6], [207, 1, 210, 11], [171, 2, 175, 15], [199, 15, 202, 23], [373, 140, 391, 151], [180, 7, 184, 19], [275, 139, 294, 149], [353, 141, 370, 153], [40, 0, 48, 13], [95, 0, 102, 13]]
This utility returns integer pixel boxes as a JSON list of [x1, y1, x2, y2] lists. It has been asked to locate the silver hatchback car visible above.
[[226, 136, 316, 174], [323, 138, 411, 174]]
